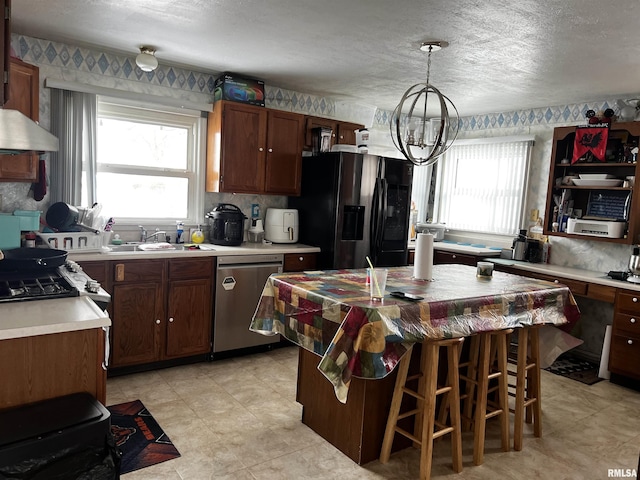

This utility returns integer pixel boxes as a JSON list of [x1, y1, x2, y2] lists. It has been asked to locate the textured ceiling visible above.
[[11, 0, 640, 116]]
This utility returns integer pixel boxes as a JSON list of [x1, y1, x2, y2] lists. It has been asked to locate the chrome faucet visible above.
[[139, 226, 166, 243]]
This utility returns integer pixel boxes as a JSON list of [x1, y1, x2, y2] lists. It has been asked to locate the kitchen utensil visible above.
[[247, 218, 265, 243], [0, 247, 68, 271], [45, 202, 101, 234], [607, 270, 629, 281], [628, 247, 640, 283], [512, 230, 527, 261], [206, 203, 247, 246]]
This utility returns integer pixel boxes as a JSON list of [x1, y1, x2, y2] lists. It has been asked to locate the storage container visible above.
[[214, 72, 265, 107], [0, 393, 119, 477], [13, 210, 41, 231], [0, 215, 21, 250]]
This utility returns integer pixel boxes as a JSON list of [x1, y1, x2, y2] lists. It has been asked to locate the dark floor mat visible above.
[[544, 354, 603, 385]]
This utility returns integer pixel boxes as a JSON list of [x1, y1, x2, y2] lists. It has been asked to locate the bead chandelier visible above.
[[390, 41, 459, 166]]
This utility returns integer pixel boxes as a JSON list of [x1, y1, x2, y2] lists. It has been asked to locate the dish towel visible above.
[[33, 157, 47, 201]]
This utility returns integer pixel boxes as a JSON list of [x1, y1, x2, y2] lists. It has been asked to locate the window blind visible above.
[[435, 139, 533, 235]]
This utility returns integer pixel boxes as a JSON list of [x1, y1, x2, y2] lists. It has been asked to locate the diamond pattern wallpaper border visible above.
[[14, 34, 625, 132]]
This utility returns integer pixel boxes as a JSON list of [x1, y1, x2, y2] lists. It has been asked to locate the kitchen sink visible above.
[[108, 243, 216, 252]]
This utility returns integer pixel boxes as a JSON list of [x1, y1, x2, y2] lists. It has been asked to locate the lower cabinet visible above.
[[610, 289, 640, 381], [0, 328, 107, 410], [284, 252, 317, 272], [434, 250, 478, 266], [107, 257, 213, 369]]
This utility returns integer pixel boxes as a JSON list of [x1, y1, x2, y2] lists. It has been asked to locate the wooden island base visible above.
[[296, 347, 413, 465]]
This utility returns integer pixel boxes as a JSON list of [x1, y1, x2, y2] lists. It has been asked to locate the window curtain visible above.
[[435, 139, 533, 235], [49, 89, 97, 205]]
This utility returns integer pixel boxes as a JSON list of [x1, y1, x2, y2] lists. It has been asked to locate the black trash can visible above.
[[0, 393, 120, 480]]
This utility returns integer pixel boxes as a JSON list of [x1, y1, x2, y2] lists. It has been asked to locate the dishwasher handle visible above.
[[217, 262, 283, 272]]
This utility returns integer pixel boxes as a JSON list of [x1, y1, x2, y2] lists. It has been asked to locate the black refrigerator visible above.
[[288, 152, 413, 269]]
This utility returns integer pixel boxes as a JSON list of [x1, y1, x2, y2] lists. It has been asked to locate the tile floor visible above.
[[107, 345, 640, 479]]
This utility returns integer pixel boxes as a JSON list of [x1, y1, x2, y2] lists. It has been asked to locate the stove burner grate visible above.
[[0, 270, 79, 303]]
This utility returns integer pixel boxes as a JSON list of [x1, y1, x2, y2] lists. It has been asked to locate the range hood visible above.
[[0, 109, 59, 154]]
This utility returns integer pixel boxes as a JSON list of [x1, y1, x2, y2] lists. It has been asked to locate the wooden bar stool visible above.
[[380, 337, 464, 480], [457, 329, 513, 465], [507, 325, 542, 451]]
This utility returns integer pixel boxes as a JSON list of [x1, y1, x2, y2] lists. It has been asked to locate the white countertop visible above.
[[490, 258, 640, 292], [409, 240, 503, 256], [68, 242, 321, 261], [0, 296, 111, 340]]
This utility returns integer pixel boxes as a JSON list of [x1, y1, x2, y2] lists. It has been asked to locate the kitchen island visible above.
[[0, 296, 110, 410], [250, 264, 580, 464]]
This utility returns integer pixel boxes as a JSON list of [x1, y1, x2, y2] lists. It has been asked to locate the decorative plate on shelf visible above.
[[572, 179, 624, 187]]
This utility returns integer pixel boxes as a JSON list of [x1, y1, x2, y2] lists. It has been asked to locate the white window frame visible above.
[[411, 135, 534, 241], [433, 136, 534, 237], [95, 96, 206, 226]]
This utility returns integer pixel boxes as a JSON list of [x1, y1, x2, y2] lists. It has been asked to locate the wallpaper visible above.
[[3, 33, 638, 273]]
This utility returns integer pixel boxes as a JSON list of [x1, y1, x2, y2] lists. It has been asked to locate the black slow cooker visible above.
[[206, 203, 247, 246]]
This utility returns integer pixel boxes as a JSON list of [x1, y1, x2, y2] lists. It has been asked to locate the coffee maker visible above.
[[628, 246, 640, 284]]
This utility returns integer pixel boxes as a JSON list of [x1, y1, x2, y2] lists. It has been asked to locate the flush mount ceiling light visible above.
[[135, 46, 158, 72], [390, 41, 459, 166]]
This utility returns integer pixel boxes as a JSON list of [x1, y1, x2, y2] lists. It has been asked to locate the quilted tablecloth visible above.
[[250, 264, 580, 403]]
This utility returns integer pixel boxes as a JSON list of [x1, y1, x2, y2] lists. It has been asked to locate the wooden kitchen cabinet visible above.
[[409, 249, 489, 266], [284, 252, 317, 272], [0, 57, 39, 181], [544, 122, 640, 244], [109, 257, 213, 369], [609, 289, 640, 381], [110, 259, 165, 367], [0, 328, 107, 410], [303, 115, 364, 150], [433, 250, 478, 266], [206, 100, 304, 195], [166, 258, 213, 358]]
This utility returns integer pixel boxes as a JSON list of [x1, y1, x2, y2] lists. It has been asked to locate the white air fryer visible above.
[[265, 208, 298, 243]]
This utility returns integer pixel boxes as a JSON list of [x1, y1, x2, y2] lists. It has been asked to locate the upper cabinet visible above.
[[206, 100, 304, 195], [303, 115, 363, 151], [0, 57, 39, 182], [544, 122, 640, 244]]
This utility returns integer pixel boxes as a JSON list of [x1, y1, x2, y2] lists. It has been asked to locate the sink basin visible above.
[[108, 243, 216, 253], [108, 244, 140, 252]]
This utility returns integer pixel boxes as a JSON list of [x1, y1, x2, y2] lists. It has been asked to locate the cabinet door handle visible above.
[[628, 339, 634, 345], [102, 326, 110, 370], [452, 254, 457, 259], [554, 279, 559, 283], [115, 264, 125, 282], [268, 148, 273, 153], [259, 147, 264, 152], [155, 319, 161, 325], [634, 297, 639, 303], [631, 318, 637, 324], [169, 317, 174, 323], [299, 256, 304, 262]]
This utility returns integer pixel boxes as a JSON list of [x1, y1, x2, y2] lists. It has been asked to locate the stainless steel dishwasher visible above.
[[213, 254, 284, 353]]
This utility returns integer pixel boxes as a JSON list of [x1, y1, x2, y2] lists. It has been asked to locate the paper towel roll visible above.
[[414, 233, 434, 280]]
